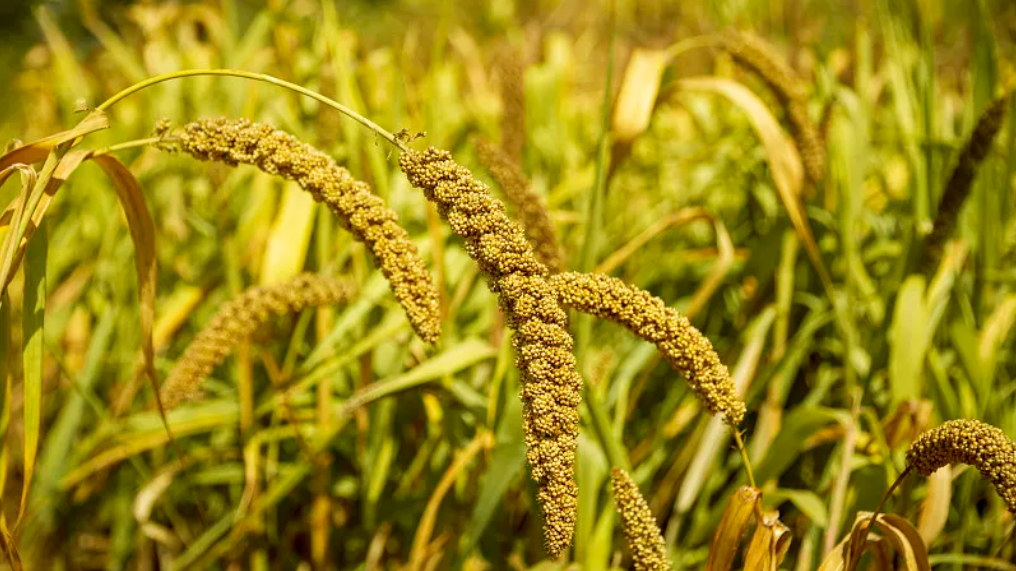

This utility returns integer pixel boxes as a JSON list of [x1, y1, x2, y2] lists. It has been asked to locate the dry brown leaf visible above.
[[743, 511, 792, 571], [706, 485, 760, 571]]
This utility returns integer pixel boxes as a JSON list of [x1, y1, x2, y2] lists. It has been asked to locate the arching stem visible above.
[[93, 69, 409, 152]]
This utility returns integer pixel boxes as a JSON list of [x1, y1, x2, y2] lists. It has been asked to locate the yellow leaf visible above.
[[260, 184, 317, 285], [613, 48, 669, 143], [706, 485, 760, 571]]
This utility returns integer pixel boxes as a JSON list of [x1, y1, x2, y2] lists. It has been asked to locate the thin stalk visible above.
[[730, 427, 756, 488], [93, 69, 408, 152], [846, 467, 913, 571]]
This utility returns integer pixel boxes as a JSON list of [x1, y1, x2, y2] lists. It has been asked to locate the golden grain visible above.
[[399, 147, 580, 558], [906, 419, 1016, 513], [159, 273, 354, 410], [610, 468, 671, 571], [924, 93, 1010, 267], [550, 271, 745, 425], [719, 30, 825, 186], [175, 117, 441, 343], [474, 138, 565, 273]]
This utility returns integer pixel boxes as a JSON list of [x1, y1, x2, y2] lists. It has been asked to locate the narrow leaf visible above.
[[18, 217, 47, 528]]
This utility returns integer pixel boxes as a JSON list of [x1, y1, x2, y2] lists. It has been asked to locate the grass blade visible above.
[[17, 217, 46, 528]]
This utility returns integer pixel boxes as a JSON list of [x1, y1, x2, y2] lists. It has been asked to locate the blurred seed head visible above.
[[399, 147, 580, 558], [550, 271, 745, 425], [924, 93, 1011, 268], [718, 30, 825, 186], [906, 419, 1016, 513], [176, 117, 442, 344], [474, 138, 564, 274], [160, 273, 354, 410]]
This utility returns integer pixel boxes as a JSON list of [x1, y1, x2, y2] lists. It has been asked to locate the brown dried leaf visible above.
[[743, 511, 792, 571], [706, 485, 760, 571]]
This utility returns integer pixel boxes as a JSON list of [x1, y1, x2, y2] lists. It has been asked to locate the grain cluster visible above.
[[718, 30, 825, 186], [160, 273, 354, 410], [176, 117, 441, 343], [474, 138, 565, 273], [924, 93, 1010, 267], [399, 147, 581, 558], [906, 419, 1016, 513], [610, 468, 671, 571], [550, 271, 745, 425]]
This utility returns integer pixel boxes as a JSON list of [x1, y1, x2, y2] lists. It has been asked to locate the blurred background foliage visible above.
[[1, 0, 1016, 569]]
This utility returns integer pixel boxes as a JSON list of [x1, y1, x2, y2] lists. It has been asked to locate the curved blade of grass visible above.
[[461, 391, 525, 557], [0, 150, 89, 295], [0, 111, 107, 172], [676, 77, 832, 293], [594, 207, 711, 275], [89, 155, 164, 430], [17, 217, 47, 529], [408, 431, 494, 570]]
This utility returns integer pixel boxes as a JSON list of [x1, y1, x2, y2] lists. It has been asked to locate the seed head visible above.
[[550, 271, 745, 425], [399, 147, 581, 558], [906, 419, 1016, 513], [610, 468, 671, 571], [718, 30, 825, 186], [474, 139, 565, 273], [175, 117, 441, 344], [160, 273, 354, 410], [924, 93, 1010, 268], [496, 45, 526, 165]]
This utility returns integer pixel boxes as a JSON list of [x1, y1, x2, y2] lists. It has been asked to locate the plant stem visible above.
[[94, 69, 408, 152]]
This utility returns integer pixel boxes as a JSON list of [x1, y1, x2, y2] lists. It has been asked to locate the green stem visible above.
[[94, 69, 408, 152]]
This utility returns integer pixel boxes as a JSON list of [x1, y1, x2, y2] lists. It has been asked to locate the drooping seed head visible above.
[[906, 419, 1016, 513], [160, 273, 354, 410], [175, 117, 441, 344], [550, 271, 745, 425], [610, 468, 671, 571], [474, 138, 565, 274], [718, 30, 825, 186], [399, 147, 581, 558], [924, 93, 1011, 268], [496, 44, 526, 165]]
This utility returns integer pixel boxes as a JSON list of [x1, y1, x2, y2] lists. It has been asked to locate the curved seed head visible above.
[[906, 419, 1016, 513], [160, 273, 354, 410], [175, 117, 441, 344], [550, 271, 745, 425], [399, 147, 580, 558]]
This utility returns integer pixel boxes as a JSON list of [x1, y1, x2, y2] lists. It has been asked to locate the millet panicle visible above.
[[175, 117, 441, 344], [160, 273, 354, 410], [610, 468, 671, 571], [906, 419, 1016, 513], [399, 146, 581, 558], [550, 271, 745, 425]]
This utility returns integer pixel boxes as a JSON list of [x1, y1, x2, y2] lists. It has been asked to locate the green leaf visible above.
[[462, 392, 526, 556], [17, 217, 47, 528]]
